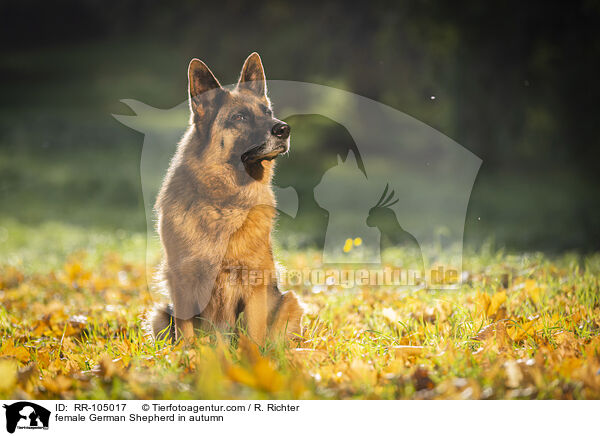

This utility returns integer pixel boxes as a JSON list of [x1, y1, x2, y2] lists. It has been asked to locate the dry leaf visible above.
[[473, 324, 496, 341], [286, 348, 328, 365], [488, 291, 507, 318], [391, 345, 424, 358], [0, 359, 17, 392]]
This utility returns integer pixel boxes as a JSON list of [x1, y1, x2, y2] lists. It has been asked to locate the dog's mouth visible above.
[[241, 143, 288, 164]]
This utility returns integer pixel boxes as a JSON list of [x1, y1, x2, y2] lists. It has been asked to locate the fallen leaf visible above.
[[488, 291, 507, 318], [0, 359, 17, 392], [473, 324, 496, 341], [391, 345, 424, 358], [286, 348, 328, 365]]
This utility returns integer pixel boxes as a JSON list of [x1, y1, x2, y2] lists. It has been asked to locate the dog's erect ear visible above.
[[188, 58, 223, 117], [238, 52, 267, 97]]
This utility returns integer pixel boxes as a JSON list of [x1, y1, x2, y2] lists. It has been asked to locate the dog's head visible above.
[[187, 53, 290, 180]]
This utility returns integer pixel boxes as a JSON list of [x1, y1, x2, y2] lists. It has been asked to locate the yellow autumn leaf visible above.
[[0, 340, 31, 363], [42, 375, 71, 394], [507, 319, 535, 342], [0, 359, 17, 392], [286, 348, 328, 366], [477, 292, 491, 315], [391, 345, 424, 358], [557, 357, 583, 379], [65, 261, 83, 281], [253, 358, 283, 392], [524, 279, 542, 305], [226, 364, 256, 388], [487, 291, 507, 317]]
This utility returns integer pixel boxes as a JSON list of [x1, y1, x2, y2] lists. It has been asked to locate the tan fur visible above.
[[148, 53, 303, 345]]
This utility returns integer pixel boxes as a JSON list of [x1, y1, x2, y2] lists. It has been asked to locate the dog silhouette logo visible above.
[[115, 80, 481, 292], [2, 402, 50, 433]]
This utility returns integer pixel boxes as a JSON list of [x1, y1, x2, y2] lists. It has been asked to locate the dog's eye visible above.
[[260, 104, 273, 117], [231, 113, 247, 121]]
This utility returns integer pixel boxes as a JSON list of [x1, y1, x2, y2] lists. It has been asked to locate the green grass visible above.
[[1, 38, 599, 252], [1, 39, 599, 399], [1, 222, 599, 399]]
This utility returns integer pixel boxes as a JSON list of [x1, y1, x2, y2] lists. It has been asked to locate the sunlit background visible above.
[[1, 0, 600, 271], [2, 1, 600, 402]]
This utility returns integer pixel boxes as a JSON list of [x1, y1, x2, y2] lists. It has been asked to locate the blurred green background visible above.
[[1, 0, 600, 268]]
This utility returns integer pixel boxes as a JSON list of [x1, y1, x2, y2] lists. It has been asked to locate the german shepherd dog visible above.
[[148, 53, 303, 344]]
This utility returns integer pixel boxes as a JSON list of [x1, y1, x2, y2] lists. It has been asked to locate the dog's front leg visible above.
[[167, 265, 202, 344], [268, 291, 303, 342], [175, 317, 195, 343], [244, 286, 268, 345]]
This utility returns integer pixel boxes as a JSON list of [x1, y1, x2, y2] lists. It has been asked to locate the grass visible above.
[[2, 35, 599, 401], [1, 222, 599, 399], [1, 41, 599, 398]]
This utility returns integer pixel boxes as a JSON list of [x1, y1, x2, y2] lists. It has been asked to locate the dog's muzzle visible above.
[[241, 122, 291, 164], [241, 143, 287, 164]]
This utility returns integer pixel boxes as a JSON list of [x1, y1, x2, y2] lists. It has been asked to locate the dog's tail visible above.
[[143, 303, 176, 343]]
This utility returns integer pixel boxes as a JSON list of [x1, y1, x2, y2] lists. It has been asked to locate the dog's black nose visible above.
[[271, 122, 290, 139]]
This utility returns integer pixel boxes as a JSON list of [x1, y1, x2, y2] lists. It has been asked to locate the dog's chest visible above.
[[208, 206, 277, 322], [221, 204, 275, 267]]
